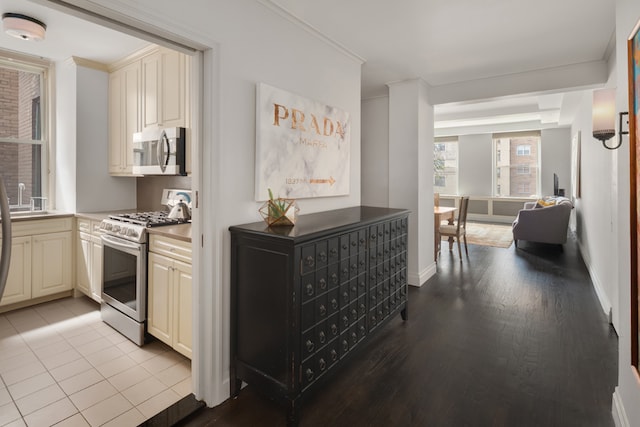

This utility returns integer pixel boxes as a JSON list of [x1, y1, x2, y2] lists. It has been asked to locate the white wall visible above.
[[361, 96, 389, 207], [54, 60, 136, 213], [540, 128, 572, 197], [75, 65, 136, 212], [458, 134, 492, 196], [613, 0, 640, 425]]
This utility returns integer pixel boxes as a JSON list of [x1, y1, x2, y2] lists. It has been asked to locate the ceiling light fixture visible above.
[[2, 13, 46, 42]]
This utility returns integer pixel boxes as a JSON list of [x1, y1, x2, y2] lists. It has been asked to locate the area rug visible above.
[[442, 222, 514, 248]]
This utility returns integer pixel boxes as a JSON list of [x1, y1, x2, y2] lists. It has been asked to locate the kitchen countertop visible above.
[[146, 223, 192, 243], [4, 211, 75, 222]]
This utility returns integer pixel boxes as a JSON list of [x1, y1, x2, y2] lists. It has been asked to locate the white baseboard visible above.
[[409, 263, 436, 287], [612, 387, 630, 427], [577, 240, 612, 317]]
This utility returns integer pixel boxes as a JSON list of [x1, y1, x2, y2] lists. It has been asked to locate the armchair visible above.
[[512, 197, 573, 247]]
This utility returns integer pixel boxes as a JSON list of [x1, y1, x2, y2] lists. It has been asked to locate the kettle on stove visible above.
[[168, 200, 191, 221]]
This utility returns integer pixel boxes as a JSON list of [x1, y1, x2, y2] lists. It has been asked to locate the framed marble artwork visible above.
[[255, 82, 351, 201]]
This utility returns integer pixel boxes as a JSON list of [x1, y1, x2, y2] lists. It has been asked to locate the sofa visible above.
[[512, 197, 573, 247]]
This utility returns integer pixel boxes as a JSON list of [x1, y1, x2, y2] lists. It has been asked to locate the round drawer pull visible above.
[[331, 323, 338, 335], [306, 368, 314, 382], [319, 304, 327, 317], [306, 339, 314, 353], [306, 284, 314, 296], [351, 263, 357, 271], [331, 273, 338, 284], [319, 278, 327, 290], [359, 303, 366, 315], [319, 358, 326, 371], [330, 248, 338, 257], [351, 308, 358, 319], [319, 331, 326, 344], [342, 339, 349, 352], [331, 298, 338, 310], [351, 332, 357, 344], [330, 349, 338, 361], [305, 256, 315, 268], [342, 315, 349, 327], [351, 241, 357, 247], [319, 252, 327, 262], [342, 244, 348, 250], [343, 292, 349, 301]]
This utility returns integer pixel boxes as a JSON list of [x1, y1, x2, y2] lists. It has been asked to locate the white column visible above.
[[388, 79, 435, 286]]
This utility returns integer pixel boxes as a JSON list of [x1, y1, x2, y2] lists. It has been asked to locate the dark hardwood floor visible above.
[[178, 236, 618, 427]]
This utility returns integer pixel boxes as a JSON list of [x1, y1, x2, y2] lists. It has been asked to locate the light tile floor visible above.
[[0, 297, 191, 427]]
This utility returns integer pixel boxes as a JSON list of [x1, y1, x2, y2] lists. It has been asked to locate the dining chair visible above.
[[439, 196, 469, 260]]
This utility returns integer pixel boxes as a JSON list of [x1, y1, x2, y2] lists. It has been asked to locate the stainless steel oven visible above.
[[100, 220, 148, 345]]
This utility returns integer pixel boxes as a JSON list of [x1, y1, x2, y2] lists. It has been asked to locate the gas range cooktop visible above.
[[108, 211, 187, 227]]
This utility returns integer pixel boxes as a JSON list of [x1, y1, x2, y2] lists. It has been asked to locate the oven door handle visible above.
[[101, 234, 142, 253]]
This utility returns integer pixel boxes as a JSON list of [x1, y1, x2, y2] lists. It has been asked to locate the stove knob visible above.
[[104, 223, 112, 231], [119, 228, 127, 235], [127, 229, 138, 238], [112, 225, 120, 233]]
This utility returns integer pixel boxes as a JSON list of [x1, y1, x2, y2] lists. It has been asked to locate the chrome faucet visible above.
[[18, 183, 25, 207]]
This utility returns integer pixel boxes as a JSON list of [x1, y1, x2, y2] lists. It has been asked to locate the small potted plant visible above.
[[259, 189, 298, 226]]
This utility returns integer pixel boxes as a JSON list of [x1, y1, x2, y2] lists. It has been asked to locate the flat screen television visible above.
[[553, 173, 559, 196]]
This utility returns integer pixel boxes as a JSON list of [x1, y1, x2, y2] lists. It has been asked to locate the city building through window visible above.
[[434, 137, 458, 195], [493, 131, 541, 197]]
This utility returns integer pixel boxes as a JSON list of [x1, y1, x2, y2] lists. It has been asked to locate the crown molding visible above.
[[256, 0, 365, 64]]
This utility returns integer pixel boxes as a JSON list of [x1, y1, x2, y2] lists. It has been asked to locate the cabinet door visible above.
[[142, 52, 161, 130], [32, 231, 72, 298], [173, 259, 192, 359], [160, 48, 186, 128], [123, 61, 141, 173], [108, 70, 124, 174], [109, 62, 140, 175], [0, 236, 32, 306], [90, 236, 103, 302], [148, 252, 173, 346], [76, 233, 91, 297]]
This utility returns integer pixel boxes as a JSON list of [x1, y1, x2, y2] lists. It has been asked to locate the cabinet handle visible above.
[[319, 278, 327, 290], [318, 252, 327, 262], [306, 284, 314, 296], [319, 331, 326, 344], [330, 349, 338, 361], [351, 332, 357, 344], [331, 323, 338, 335], [319, 304, 326, 317], [319, 358, 326, 371], [330, 273, 338, 284], [342, 339, 348, 352], [331, 298, 338, 310], [306, 339, 314, 353], [306, 368, 314, 382], [329, 248, 338, 257], [342, 315, 349, 327]]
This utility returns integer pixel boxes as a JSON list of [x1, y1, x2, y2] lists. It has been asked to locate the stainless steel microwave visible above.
[[132, 127, 186, 176]]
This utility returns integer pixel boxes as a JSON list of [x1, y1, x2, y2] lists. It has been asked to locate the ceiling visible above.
[[0, 1, 617, 133]]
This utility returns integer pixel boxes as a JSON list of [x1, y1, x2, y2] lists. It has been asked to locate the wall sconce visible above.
[[592, 88, 629, 150]]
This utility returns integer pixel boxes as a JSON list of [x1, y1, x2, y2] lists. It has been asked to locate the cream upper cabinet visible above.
[[142, 47, 189, 131], [147, 235, 192, 359], [0, 236, 32, 307], [108, 45, 190, 176], [109, 61, 140, 176]]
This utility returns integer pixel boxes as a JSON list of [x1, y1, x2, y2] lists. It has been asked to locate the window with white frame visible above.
[[493, 131, 541, 197], [433, 137, 458, 194], [0, 52, 48, 211]]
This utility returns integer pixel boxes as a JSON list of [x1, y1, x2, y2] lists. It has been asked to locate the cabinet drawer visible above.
[[150, 235, 192, 263], [77, 219, 91, 233], [6, 217, 73, 238]]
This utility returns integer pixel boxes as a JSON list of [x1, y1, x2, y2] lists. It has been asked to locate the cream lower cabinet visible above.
[[0, 236, 32, 306], [76, 219, 103, 303], [148, 235, 192, 359], [0, 218, 73, 309]]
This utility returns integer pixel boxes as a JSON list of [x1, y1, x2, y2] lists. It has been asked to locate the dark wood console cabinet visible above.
[[229, 206, 410, 426]]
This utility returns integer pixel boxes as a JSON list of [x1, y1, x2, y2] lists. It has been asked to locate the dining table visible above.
[[434, 206, 457, 261]]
